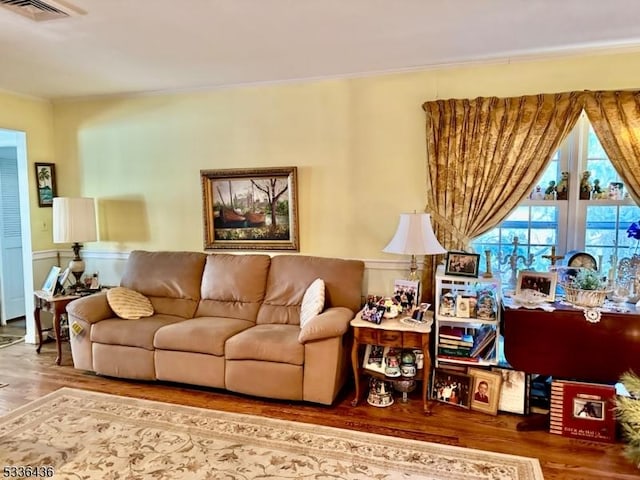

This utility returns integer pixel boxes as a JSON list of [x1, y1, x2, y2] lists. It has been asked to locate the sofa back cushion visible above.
[[195, 253, 271, 322], [256, 255, 364, 325], [120, 250, 207, 319]]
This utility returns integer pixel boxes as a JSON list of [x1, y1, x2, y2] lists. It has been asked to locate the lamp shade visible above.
[[383, 213, 446, 255], [52, 197, 97, 243]]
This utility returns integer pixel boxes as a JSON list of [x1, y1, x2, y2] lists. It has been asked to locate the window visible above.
[[473, 113, 640, 279]]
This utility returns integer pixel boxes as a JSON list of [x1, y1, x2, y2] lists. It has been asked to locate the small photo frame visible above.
[[41, 266, 61, 295], [34, 162, 57, 208], [515, 270, 557, 302], [469, 368, 503, 415], [455, 295, 471, 318], [392, 279, 420, 313], [573, 398, 605, 421], [445, 252, 480, 278], [55, 267, 71, 294], [491, 366, 530, 415], [431, 368, 472, 409], [362, 344, 386, 374]]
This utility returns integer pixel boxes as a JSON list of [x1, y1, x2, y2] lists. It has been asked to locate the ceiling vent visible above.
[[0, 0, 84, 21]]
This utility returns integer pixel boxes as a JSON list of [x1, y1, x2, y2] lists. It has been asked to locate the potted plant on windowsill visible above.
[[563, 269, 611, 308]]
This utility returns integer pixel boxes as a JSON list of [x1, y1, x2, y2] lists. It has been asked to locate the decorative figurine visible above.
[[544, 181, 557, 200], [529, 185, 545, 200], [592, 179, 604, 199], [556, 171, 569, 200], [579, 171, 592, 200]]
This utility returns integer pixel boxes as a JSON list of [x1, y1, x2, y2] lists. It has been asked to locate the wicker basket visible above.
[[563, 285, 610, 307]]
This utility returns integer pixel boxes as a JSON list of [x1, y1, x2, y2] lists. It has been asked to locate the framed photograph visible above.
[[515, 270, 557, 302], [491, 366, 530, 415], [362, 344, 386, 374], [469, 368, 503, 415], [430, 368, 472, 409], [34, 162, 57, 208], [201, 166, 299, 251], [55, 267, 71, 294], [455, 295, 472, 318], [392, 279, 420, 313], [41, 266, 61, 295], [444, 252, 480, 277]]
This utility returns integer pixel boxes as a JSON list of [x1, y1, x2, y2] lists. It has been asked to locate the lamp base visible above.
[[408, 254, 420, 281], [68, 245, 85, 290]]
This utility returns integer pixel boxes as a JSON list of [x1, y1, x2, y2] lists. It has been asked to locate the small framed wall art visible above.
[[201, 166, 299, 251], [34, 162, 57, 207], [444, 252, 480, 278]]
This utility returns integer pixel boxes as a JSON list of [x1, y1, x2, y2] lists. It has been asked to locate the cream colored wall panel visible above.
[[51, 50, 640, 263]]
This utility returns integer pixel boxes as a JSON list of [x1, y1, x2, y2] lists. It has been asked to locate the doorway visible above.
[[0, 129, 34, 342]]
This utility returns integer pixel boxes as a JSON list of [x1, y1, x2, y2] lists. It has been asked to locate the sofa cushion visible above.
[[257, 255, 365, 325], [91, 314, 184, 350], [106, 287, 154, 320], [225, 324, 304, 365], [154, 317, 253, 356], [299, 279, 325, 328], [120, 250, 207, 318], [195, 254, 270, 322]]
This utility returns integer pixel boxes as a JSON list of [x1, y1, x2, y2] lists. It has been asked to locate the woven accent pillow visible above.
[[106, 287, 154, 320], [300, 278, 325, 328]]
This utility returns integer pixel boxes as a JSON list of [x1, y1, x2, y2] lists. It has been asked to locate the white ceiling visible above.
[[2, 0, 640, 100]]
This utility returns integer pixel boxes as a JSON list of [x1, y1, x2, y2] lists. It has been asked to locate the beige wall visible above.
[[50, 50, 640, 265], [0, 91, 55, 251]]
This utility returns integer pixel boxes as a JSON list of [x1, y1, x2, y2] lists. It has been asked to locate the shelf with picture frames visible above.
[[434, 265, 501, 368]]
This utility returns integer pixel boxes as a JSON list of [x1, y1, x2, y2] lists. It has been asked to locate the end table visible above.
[[350, 312, 433, 413], [34, 290, 80, 365]]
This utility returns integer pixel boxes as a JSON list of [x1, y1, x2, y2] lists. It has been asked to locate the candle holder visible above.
[[499, 237, 534, 290]]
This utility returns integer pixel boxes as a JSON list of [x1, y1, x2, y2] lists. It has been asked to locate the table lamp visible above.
[[383, 212, 446, 280], [53, 197, 97, 290]]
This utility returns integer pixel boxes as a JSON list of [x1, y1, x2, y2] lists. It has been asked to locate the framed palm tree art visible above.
[[35, 162, 57, 207]]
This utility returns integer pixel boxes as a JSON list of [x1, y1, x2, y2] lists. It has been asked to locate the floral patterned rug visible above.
[[0, 388, 544, 479]]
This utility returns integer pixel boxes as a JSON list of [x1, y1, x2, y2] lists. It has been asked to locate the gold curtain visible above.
[[583, 90, 640, 204], [421, 93, 584, 299]]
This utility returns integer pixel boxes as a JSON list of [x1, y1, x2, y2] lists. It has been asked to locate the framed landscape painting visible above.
[[201, 166, 299, 251]]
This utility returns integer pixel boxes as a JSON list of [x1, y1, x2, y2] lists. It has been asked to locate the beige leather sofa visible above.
[[67, 250, 364, 405]]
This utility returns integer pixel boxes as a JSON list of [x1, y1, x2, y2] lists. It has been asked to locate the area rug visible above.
[[0, 388, 544, 480], [0, 334, 23, 349]]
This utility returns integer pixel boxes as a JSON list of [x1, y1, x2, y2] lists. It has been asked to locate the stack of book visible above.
[[437, 326, 474, 360], [469, 325, 497, 361], [437, 325, 496, 363]]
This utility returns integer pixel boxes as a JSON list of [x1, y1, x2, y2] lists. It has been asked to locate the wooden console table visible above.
[[34, 290, 80, 365], [350, 312, 433, 413], [502, 301, 640, 384]]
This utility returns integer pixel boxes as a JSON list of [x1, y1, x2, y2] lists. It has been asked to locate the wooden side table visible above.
[[350, 312, 433, 413], [34, 290, 80, 365]]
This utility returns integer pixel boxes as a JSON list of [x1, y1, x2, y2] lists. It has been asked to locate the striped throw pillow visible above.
[[300, 278, 325, 328], [107, 287, 154, 320]]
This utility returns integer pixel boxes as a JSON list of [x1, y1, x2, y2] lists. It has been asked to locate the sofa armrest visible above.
[[66, 292, 115, 324], [298, 306, 354, 344]]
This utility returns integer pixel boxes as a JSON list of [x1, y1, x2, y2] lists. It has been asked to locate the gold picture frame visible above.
[[201, 166, 299, 251], [469, 368, 503, 415]]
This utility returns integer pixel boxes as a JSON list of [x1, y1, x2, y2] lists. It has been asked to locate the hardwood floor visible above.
[[0, 333, 638, 479]]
